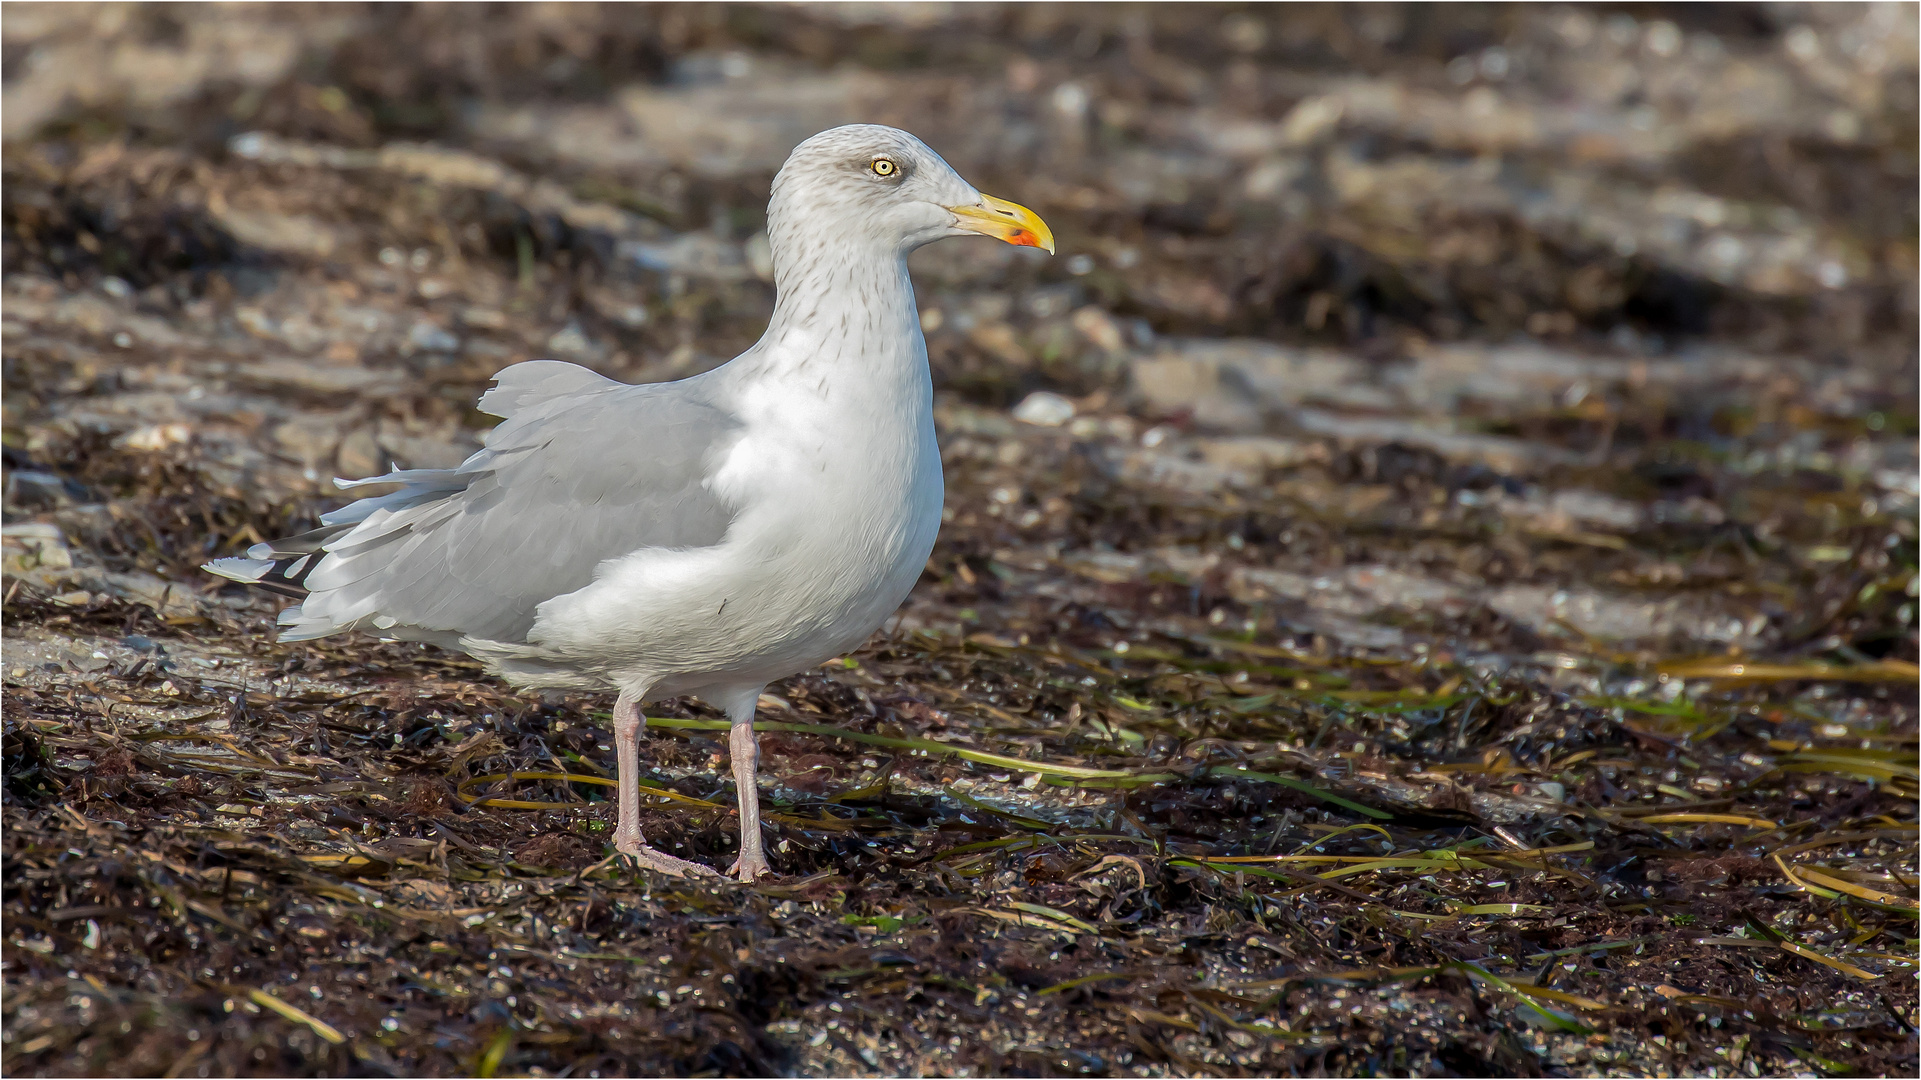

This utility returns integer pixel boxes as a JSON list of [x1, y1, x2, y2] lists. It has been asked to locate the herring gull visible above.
[[205, 124, 1054, 881]]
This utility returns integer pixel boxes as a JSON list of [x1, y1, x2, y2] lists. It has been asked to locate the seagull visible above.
[[205, 125, 1053, 881]]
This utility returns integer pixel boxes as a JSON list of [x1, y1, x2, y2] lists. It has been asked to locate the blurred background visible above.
[[5, 3, 1916, 395], [4, 1, 1915, 658]]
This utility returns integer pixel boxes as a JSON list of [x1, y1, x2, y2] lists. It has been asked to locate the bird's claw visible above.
[[613, 841, 720, 879], [728, 855, 773, 882]]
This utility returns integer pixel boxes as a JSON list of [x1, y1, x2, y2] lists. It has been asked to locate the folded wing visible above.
[[205, 361, 741, 646]]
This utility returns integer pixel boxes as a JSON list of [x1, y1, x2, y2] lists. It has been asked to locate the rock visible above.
[[1231, 566, 1316, 604], [0, 7, 306, 140], [1289, 410, 1577, 474], [65, 646, 110, 673], [335, 428, 385, 480], [1290, 613, 1408, 651], [545, 321, 605, 361], [1070, 306, 1125, 354], [1393, 342, 1605, 412], [45, 504, 117, 551], [228, 131, 660, 248], [618, 234, 748, 280], [1011, 392, 1075, 427], [234, 306, 278, 340], [967, 322, 1028, 367], [406, 321, 461, 354], [2, 293, 187, 349], [274, 414, 348, 475], [1227, 562, 1766, 650], [609, 68, 890, 177], [115, 423, 193, 452], [1103, 446, 1249, 493], [278, 314, 331, 354], [2, 524, 201, 618], [1061, 545, 1223, 587], [1151, 546, 1220, 581], [89, 570, 201, 618], [209, 206, 342, 259], [1230, 564, 1474, 620], [1191, 436, 1321, 473], [2, 523, 73, 575], [234, 360, 406, 397], [935, 403, 1017, 440], [1343, 565, 1476, 615], [1278, 94, 1347, 147], [1500, 488, 1646, 534], [1061, 549, 1144, 584], [377, 432, 473, 470], [1334, 767, 1577, 827], [4, 470, 88, 509], [1650, 497, 1727, 526], [1128, 340, 1376, 431], [1485, 584, 1761, 647]]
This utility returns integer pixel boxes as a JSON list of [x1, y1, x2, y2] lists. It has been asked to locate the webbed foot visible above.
[[614, 838, 719, 879], [728, 853, 773, 882]]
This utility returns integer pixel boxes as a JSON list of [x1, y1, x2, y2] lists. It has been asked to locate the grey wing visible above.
[[222, 362, 742, 645], [473, 358, 623, 419]]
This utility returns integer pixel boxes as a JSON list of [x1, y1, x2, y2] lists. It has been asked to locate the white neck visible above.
[[736, 236, 926, 391]]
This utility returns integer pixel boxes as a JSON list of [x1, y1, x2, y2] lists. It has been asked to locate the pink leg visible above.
[[611, 690, 716, 879], [724, 689, 772, 881]]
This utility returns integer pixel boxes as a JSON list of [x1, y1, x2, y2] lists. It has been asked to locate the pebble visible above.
[[1011, 391, 1075, 427]]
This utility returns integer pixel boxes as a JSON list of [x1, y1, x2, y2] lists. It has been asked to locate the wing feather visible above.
[[210, 360, 742, 646]]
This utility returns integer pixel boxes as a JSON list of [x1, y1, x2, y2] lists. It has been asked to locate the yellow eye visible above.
[[871, 157, 898, 177]]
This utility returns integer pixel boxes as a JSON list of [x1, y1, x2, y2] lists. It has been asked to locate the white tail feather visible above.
[[202, 557, 271, 584]]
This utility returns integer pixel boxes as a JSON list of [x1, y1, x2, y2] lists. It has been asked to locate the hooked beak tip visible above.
[[949, 194, 1055, 255]]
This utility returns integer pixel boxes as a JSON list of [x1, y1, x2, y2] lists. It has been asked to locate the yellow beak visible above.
[[948, 193, 1055, 254]]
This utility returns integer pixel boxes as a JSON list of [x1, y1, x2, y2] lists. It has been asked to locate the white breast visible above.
[[520, 325, 943, 696]]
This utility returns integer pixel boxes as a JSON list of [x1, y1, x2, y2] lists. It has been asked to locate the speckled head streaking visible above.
[[766, 124, 1053, 285]]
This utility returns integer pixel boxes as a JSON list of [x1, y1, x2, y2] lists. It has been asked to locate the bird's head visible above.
[[767, 124, 1054, 261]]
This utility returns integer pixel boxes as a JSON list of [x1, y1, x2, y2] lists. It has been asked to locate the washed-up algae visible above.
[[4, 3, 1916, 1077]]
